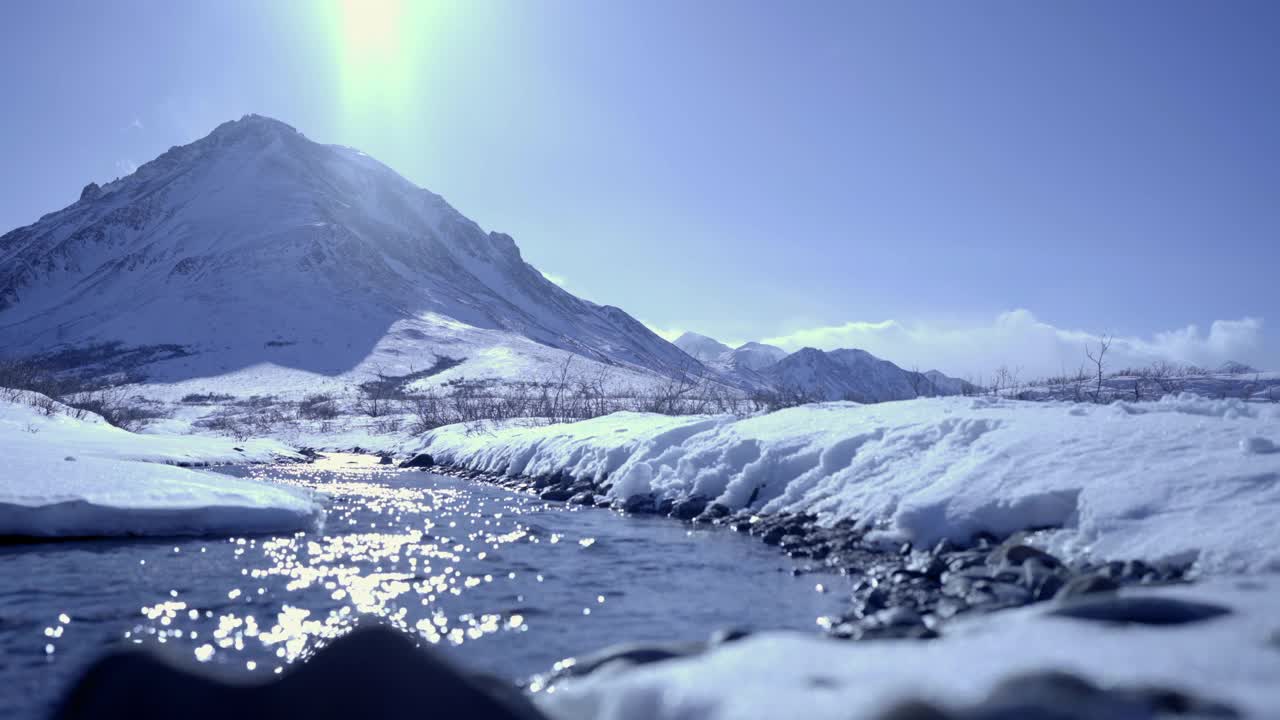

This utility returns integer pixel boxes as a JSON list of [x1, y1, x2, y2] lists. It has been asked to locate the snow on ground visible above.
[[413, 395, 1280, 574], [537, 577, 1280, 720], [134, 313, 669, 404], [0, 393, 322, 537]]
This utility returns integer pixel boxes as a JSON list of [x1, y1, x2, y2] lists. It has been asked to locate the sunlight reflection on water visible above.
[[1, 454, 849, 719]]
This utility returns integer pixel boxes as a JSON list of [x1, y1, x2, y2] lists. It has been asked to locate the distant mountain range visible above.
[[674, 332, 973, 401], [0, 114, 971, 404]]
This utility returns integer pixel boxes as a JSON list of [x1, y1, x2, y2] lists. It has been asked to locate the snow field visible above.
[[0, 392, 323, 537]]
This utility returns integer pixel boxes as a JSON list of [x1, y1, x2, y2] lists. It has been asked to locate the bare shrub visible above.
[[181, 392, 235, 403], [1085, 335, 1113, 403], [198, 414, 252, 441], [29, 393, 60, 416], [356, 369, 398, 417], [298, 393, 340, 420], [747, 385, 818, 413], [65, 388, 169, 432], [403, 390, 448, 433]]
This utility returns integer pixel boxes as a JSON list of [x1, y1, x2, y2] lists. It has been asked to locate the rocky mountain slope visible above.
[[0, 115, 693, 394]]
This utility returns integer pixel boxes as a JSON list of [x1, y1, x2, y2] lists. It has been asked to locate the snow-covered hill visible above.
[[761, 347, 965, 402], [727, 341, 787, 372], [673, 332, 733, 364], [0, 115, 692, 395]]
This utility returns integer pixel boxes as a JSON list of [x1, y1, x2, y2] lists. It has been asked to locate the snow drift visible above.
[[0, 393, 322, 537], [537, 577, 1280, 720], [411, 395, 1280, 574]]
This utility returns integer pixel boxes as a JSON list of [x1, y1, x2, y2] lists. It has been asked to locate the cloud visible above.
[[760, 310, 1266, 379], [126, 117, 144, 131], [538, 269, 569, 288], [642, 321, 686, 343], [115, 159, 139, 176]]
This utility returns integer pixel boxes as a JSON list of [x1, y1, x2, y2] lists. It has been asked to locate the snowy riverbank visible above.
[[537, 576, 1280, 720], [0, 392, 323, 537], [410, 395, 1280, 575]]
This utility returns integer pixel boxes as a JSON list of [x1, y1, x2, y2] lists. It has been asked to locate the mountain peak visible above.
[[211, 113, 299, 138], [0, 116, 692, 384], [674, 332, 733, 363]]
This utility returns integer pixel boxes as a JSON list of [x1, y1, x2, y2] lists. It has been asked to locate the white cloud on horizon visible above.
[[538, 269, 569, 288], [642, 321, 686, 343], [759, 310, 1266, 379]]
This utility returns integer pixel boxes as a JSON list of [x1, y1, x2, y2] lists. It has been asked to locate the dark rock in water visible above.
[[761, 526, 788, 546], [698, 503, 732, 522], [53, 625, 548, 720], [538, 487, 575, 502], [656, 497, 676, 515], [670, 495, 709, 520], [378, 455, 393, 465], [1054, 572, 1121, 600], [1049, 596, 1231, 625], [990, 543, 1062, 569], [779, 534, 807, 551], [399, 453, 435, 469], [619, 494, 656, 514], [568, 491, 595, 506]]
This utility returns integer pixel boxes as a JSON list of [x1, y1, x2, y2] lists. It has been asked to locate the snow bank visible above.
[[0, 393, 322, 537], [413, 396, 1280, 573], [537, 577, 1280, 720]]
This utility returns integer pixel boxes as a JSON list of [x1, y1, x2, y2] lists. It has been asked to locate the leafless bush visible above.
[[28, 393, 60, 416], [356, 369, 399, 417], [1085, 335, 1113, 403], [298, 393, 340, 420], [989, 365, 1023, 398], [403, 390, 448, 433], [0, 357, 92, 402], [181, 392, 236, 403], [65, 388, 169, 432], [747, 385, 820, 413], [198, 414, 253, 441], [233, 395, 279, 409]]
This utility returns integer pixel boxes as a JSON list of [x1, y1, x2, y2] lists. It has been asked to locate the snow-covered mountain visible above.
[[676, 328, 971, 401], [761, 347, 969, 402], [923, 369, 977, 396], [673, 332, 733, 364], [0, 115, 693, 394], [674, 333, 785, 372], [727, 341, 787, 372]]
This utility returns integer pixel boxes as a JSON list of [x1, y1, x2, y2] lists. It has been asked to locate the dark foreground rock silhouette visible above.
[[53, 626, 548, 720]]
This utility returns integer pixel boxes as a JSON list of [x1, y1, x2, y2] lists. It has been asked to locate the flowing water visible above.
[[0, 454, 850, 719]]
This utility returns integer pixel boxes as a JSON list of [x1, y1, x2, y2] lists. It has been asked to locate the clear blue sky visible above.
[[2, 1, 1277, 374]]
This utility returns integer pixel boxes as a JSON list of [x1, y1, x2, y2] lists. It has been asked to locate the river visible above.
[[0, 454, 850, 719]]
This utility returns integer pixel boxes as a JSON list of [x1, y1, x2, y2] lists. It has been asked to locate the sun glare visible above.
[[324, 0, 424, 132], [341, 0, 402, 59]]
